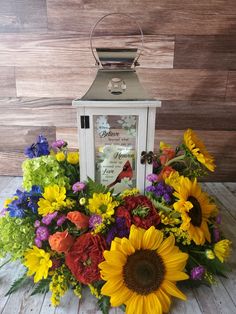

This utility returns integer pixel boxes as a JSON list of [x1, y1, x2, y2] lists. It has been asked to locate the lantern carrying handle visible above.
[[89, 12, 144, 68]]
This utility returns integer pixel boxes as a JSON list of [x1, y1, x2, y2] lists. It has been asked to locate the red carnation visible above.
[[65, 233, 106, 284], [116, 195, 160, 229]]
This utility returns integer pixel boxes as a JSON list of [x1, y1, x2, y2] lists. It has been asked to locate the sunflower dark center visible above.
[[188, 196, 202, 227], [123, 249, 165, 295]]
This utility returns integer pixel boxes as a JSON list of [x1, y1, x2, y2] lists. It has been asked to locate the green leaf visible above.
[[86, 178, 110, 196], [97, 295, 111, 314], [5, 271, 29, 296], [30, 278, 50, 295]]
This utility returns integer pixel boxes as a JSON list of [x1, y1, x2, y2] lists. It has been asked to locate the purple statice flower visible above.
[[36, 226, 50, 241], [24, 135, 49, 158], [190, 266, 205, 280], [146, 185, 156, 193], [213, 227, 221, 242], [146, 173, 158, 183], [51, 139, 66, 149], [42, 211, 58, 225], [216, 214, 222, 225], [34, 237, 42, 248], [72, 182, 86, 193], [89, 214, 103, 229], [106, 217, 129, 246], [163, 193, 172, 204], [57, 215, 67, 226], [34, 220, 41, 228]]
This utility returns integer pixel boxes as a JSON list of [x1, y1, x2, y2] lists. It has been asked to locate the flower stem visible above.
[[166, 155, 185, 166], [0, 258, 11, 269]]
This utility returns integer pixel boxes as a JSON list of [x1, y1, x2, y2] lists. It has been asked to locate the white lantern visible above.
[[73, 14, 161, 193]]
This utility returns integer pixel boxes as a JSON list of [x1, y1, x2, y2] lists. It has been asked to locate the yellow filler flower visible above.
[[24, 246, 52, 283], [184, 129, 215, 172], [38, 185, 67, 216], [214, 239, 232, 263], [67, 152, 79, 165], [173, 176, 217, 245], [99, 225, 189, 314]]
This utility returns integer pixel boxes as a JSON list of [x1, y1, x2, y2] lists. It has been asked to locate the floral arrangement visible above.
[[0, 130, 232, 314]]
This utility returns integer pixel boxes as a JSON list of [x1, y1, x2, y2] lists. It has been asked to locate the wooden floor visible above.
[[0, 177, 235, 314]]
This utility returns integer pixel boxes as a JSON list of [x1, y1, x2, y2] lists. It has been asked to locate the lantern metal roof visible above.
[[73, 48, 160, 108]]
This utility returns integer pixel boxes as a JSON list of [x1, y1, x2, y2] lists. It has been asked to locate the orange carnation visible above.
[[67, 211, 89, 229], [49, 230, 74, 253]]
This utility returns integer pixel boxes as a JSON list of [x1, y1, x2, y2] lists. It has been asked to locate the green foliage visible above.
[[0, 213, 35, 260], [31, 278, 50, 296], [86, 178, 110, 196], [22, 155, 69, 191], [5, 271, 29, 296], [97, 295, 111, 314]]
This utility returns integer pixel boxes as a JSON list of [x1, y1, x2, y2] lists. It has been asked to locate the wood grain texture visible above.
[[226, 71, 236, 100], [0, 126, 56, 152], [15, 67, 228, 100], [47, 1, 236, 35], [0, 0, 47, 32], [138, 69, 228, 101], [156, 101, 236, 130], [0, 98, 236, 132], [0, 34, 174, 68], [0, 67, 16, 97], [174, 35, 236, 69]]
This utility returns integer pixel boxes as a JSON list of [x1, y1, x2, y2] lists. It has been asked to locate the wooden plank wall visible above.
[[0, 0, 235, 181]]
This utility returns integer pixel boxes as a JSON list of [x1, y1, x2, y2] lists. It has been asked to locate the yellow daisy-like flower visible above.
[[87, 192, 119, 219], [99, 225, 189, 314], [67, 151, 79, 165], [184, 129, 215, 172], [165, 171, 181, 191], [24, 246, 52, 283], [38, 185, 67, 216], [173, 176, 217, 245], [214, 239, 232, 263]]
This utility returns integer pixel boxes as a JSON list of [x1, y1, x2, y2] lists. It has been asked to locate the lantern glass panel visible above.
[[94, 114, 138, 193]]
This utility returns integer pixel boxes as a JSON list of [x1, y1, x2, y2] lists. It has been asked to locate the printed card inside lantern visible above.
[[73, 15, 161, 193]]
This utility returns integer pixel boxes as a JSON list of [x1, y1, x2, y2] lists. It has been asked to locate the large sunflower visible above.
[[173, 176, 217, 245], [183, 129, 215, 172], [99, 225, 189, 314]]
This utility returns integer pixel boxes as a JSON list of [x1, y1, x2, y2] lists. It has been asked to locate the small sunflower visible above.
[[173, 176, 217, 245], [99, 225, 189, 314], [183, 129, 215, 172]]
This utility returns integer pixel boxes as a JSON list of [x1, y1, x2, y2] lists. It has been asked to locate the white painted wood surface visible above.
[[0, 177, 235, 314]]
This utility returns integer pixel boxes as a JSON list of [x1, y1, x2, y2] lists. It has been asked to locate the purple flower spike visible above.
[[72, 182, 86, 193], [34, 220, 41, 228], [89, 214, 103, 229], [216, 214, 222, 225], [191, 266, 205, 280], [36, 226, 50, 241], [146, 173, 158, 183], [42, 211, 58, 225], [57, 215, 67, 226], [213, 227, 221, 242], [51, 139, 66, 149], [34, 237, 42, 248]]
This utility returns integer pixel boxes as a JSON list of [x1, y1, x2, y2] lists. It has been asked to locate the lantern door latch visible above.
[[80, 116, 90, 129], [140, 151, 155, 165]]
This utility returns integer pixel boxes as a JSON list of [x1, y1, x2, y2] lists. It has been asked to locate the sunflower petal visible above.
[[142, 226, 163, 250], [155, 288, 171, 313], [103, 250, 126, 266], [165, 270, 189, 281], [146, 293, 162, 314], [109, 285, 133, 307], [129, 225, 145, 250], [157, 235, 175, 256], [162, 280, 187, 300]]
